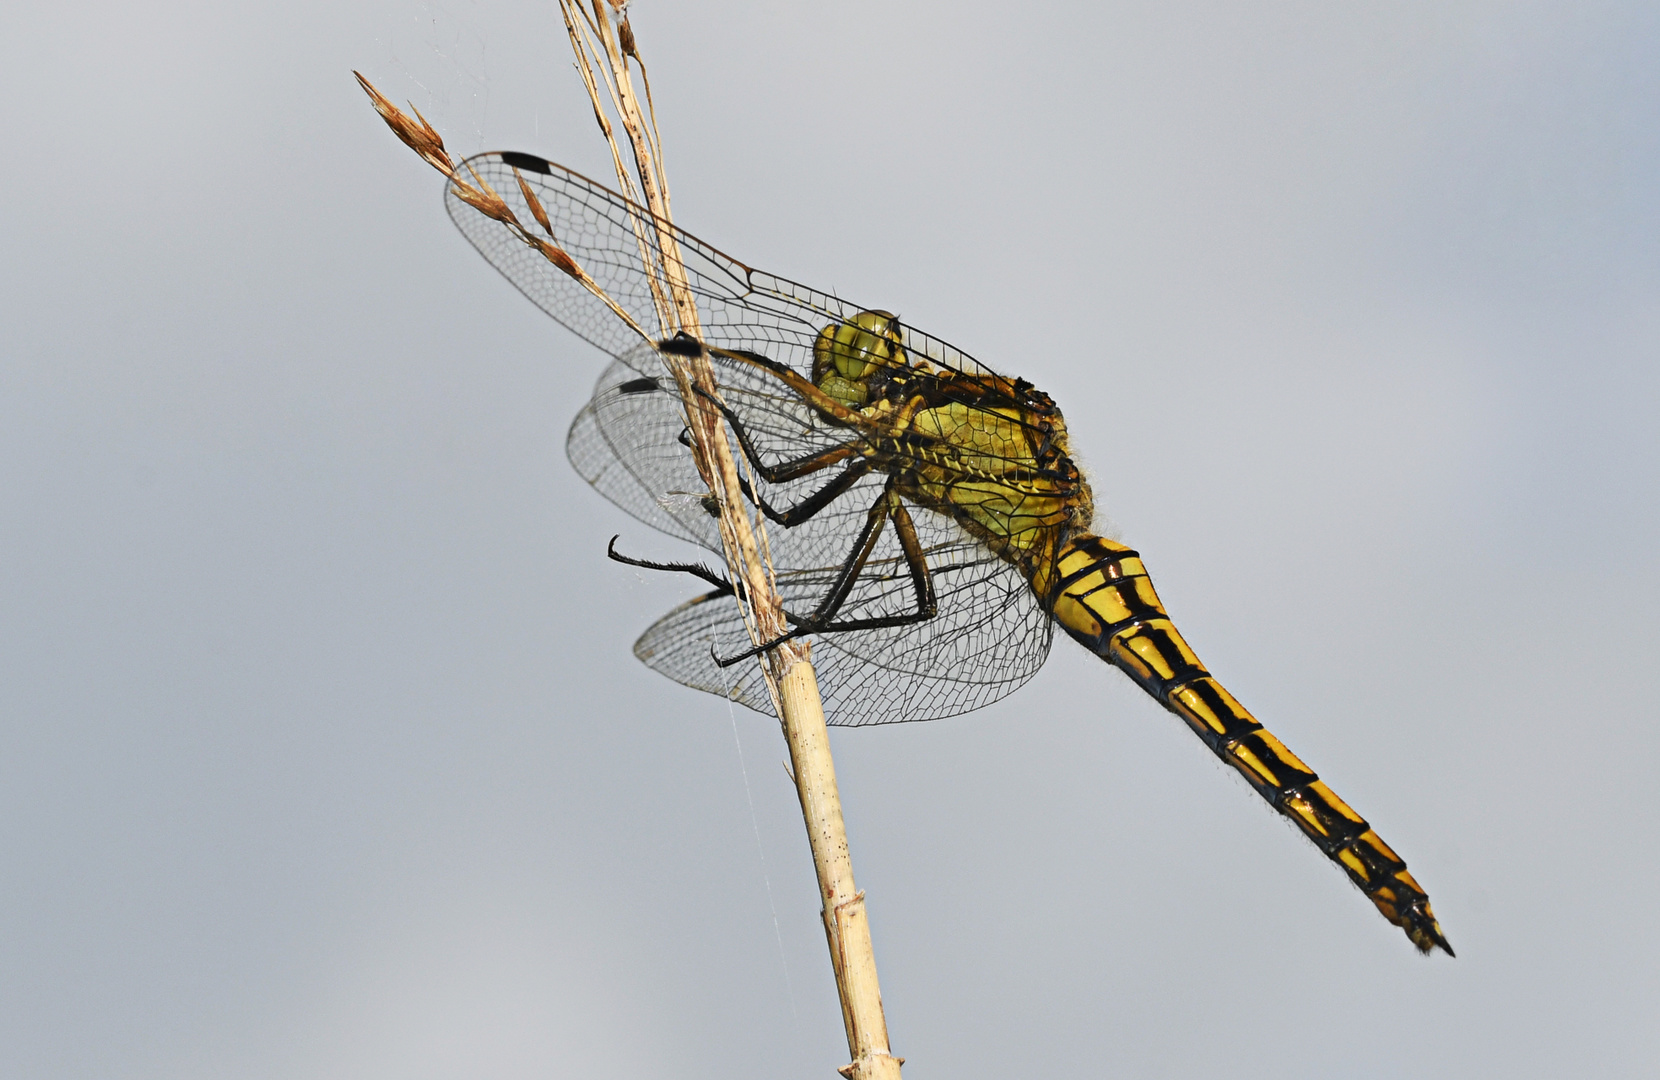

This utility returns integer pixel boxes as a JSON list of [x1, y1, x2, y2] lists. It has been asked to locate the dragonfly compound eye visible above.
[[813, 310, 907, 407]]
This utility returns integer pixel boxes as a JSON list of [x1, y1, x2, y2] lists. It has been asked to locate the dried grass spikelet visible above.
[[353, 71, 454, 178], [352, 70, 516, 235], [354, 72, 647, 338], [450, 161, 521, 228], [515, 171, 556, 237], [530, 235, 584, 279]]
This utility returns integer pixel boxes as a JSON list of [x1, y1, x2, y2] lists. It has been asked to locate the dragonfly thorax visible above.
[[812, 310, 912, 408]]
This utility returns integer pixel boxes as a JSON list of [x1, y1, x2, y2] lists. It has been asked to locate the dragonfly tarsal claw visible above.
[[606, 536, 736, 596], [711, 625, 805, 668]]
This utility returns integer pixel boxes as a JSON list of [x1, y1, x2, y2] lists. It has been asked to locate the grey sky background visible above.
[[3, 1, 1657, 1077]]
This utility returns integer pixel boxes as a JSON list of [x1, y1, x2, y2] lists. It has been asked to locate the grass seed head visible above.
[[514, 170, 556, 237], [450, 163, 520, 228], [532, 237, 583, 280], [354, 71, 455, 177]]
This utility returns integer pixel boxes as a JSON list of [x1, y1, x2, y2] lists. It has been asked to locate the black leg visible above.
[[777, 495, 937, 635], [694, 383, 860, 484], [799, 475, 898, 626], [606, 535, 740, 600], [691, 385, 877, 526], [886, 498, 939, 622], [712, 481, 942, 667], [737, 456, 875, 527]]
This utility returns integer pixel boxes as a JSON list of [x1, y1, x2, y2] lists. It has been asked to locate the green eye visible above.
[[812, 311, 905, 406]]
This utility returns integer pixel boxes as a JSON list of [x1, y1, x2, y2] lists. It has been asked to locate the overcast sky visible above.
[[3, 2, 1657, 1077]]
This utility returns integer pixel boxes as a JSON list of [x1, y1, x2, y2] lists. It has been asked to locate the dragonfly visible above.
[[442, 149, 1452, 956]]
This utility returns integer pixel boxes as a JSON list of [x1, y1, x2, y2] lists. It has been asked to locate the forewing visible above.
[[446, 151, 993, 378], [566, 339, 871, 556]]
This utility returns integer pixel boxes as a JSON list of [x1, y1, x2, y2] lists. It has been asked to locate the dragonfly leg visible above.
[[882, 499, 939, 621], [713, 480, 939, 667], [794, 497, 939, 633], [703, 340, 866, 427], [606, 535, 740, 599], [739, 457, 875, 527], [687, 384, 879, 526], [662, 334, 865, 429], [692, 383, 862, 484]]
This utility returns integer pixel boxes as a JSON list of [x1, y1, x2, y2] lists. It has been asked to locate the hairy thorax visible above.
[[813, 311, 1095, 572]]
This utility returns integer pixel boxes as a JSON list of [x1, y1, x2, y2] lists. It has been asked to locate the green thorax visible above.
[[812, 311, 1096, 571]]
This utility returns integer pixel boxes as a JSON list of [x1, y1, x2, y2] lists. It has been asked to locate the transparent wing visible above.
[[566, 340, 869, 554], [565, 348, 720, 549], [446, 151, 994, 377], [633, 548, 1053, 729], [453, 151, 1053, 725], [567, 343, 1055, 728]]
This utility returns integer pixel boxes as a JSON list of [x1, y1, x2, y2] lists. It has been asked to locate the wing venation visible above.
[[455, 152, 1053, 726]]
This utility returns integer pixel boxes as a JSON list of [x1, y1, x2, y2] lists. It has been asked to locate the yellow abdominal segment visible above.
[[796, 310, 1450, 953], [1044, 532, 1452, 955]]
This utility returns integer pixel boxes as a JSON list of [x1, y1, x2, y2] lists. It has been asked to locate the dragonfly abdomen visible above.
[[1041, 532, 1453, 955]]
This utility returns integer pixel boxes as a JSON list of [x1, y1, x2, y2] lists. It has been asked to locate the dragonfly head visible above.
[[813, 310, 907, 407]]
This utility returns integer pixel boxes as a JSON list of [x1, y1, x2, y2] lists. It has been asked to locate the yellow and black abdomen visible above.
[[1041, 532, 1453, 955]]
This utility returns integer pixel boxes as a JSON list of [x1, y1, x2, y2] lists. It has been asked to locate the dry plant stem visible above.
[[781, 665, 904, 1080], [358, 8, 904, 1069], [567, 11, 903, 1078], [561, 1, 786, 655]]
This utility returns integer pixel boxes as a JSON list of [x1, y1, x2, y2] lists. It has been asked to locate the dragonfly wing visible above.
[[566, 341, 849, 551], [632, 491, 1054, 727], [566, 346, 723, 548], [567, 336, 873, 551], [809, 570, 1054, 726], [455, 150, 1050, 724], [631, 588, 780, 718], [776, 495, 1056, 726], [634, 558, 1051, 727], [447, 151, 994, 378]]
